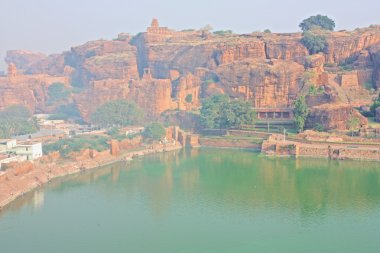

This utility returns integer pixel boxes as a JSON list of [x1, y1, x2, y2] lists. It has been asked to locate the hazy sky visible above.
[[1, 0, 379, 71]]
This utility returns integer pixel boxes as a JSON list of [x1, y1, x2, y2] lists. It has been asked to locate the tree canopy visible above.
[[47, 83, 70, 103], [370, 93, 380, 115], [299, 15, 335, 32], [293, 96, 309, 133], [91, 100, 145, 127], [0, 105, 39, 138], [300, 31, 328, 54], [200, 94, 255, 129], [143, 122, 166, 141]]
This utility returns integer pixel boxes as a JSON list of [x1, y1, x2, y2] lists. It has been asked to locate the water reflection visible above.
[[2, 148, 380, 222]]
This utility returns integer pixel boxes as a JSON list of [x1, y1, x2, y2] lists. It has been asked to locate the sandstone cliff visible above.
[[2, 21, 380, 129]]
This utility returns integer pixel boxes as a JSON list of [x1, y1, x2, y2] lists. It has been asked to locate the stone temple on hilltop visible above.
[[147, 18, 174, 35]]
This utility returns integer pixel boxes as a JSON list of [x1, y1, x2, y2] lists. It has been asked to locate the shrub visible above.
[[213, 30, 233, 35]]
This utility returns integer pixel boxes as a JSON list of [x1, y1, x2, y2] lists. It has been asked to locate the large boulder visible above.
[[306, 104, 368, 130]]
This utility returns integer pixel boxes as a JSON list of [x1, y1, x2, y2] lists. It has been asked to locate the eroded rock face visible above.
[[216, 59, 304, 108], [306, 104, 368, 130], [74, 79, 130, 122], [369, 44, 380, 88], [128, 69, 176, 116], [0, 64, 70, 112], [325, 29, 380, 64], [66, 40, 139, 86], [5, 50, 46, 73]]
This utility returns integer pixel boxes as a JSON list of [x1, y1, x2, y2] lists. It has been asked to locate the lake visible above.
[[1, 148, 380, 253]]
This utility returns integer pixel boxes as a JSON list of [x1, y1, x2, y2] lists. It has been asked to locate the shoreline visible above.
[[0, 144, 183, 210], [2, 134, 380, 210]]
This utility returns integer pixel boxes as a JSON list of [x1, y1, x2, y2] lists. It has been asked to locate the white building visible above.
[[14, 142, 43, 161], [0, 139, 17, 153]]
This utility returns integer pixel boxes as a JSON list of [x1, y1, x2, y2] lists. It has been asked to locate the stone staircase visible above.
[[327, 74, 351, 105]]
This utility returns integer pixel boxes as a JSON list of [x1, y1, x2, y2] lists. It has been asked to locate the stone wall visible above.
[[339, 72, 359, 88]]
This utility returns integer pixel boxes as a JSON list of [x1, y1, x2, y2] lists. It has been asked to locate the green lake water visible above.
[[1, 148, 380, 253]]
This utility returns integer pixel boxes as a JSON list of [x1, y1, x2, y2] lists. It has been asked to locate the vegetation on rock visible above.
[[299, 15, 335, 32], [91, 100, 144, 127], [293, 96, 309, 133], [0, 105, 39, 138], [301, 31, 328, 54], [200, 94, 255, 129]]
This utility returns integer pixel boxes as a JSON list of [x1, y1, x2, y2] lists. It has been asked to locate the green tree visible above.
[[370, 93, 380, 115], [299, 15, 335, 32], [185, 94, 193, 103], [143, 122, 166, 141], [293, 96, 309, 133], [47, 83, 70, 103], [200, 94, 255, 129], [301, 31, 328, 54], [91, 100, 144, 127], [346, 113, 360, 136], [49, 103, 81, 120], [0, 105, 39, 138]]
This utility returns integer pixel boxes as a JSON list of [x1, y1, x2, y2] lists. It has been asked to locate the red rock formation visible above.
[[128, 68, 176, 116], [5, 50, 46, 73], [0, 65, 70, 112], [175, 73, 201, 110], [217, 59, 304, 108], [74, 79, 130, 121], [306, 104, 368, 130], [325, 28, 380, 64]]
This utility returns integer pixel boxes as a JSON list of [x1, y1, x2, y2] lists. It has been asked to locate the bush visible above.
[[213, 30, 233, 35], [299, 15, 335, 32], [370, 94, 380, 114], [308, 85, 324, 95], [143, 122, 166, 141], [313, 123, 325, 132], [301, 31, 328, 54], [43, 135, 110, 157]]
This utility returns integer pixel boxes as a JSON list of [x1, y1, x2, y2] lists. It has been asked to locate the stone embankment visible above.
[[0, 143, 182, 209], [261, 134, 380, 161]]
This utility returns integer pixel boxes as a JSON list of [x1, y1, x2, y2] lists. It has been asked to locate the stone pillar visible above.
[[110, 140, 120, 156]]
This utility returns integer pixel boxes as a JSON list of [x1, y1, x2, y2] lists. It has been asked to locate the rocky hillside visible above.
[[2, 19, 380, 129]]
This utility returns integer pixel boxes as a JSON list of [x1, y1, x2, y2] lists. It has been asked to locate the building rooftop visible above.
[[13, 129, 65, 141]]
